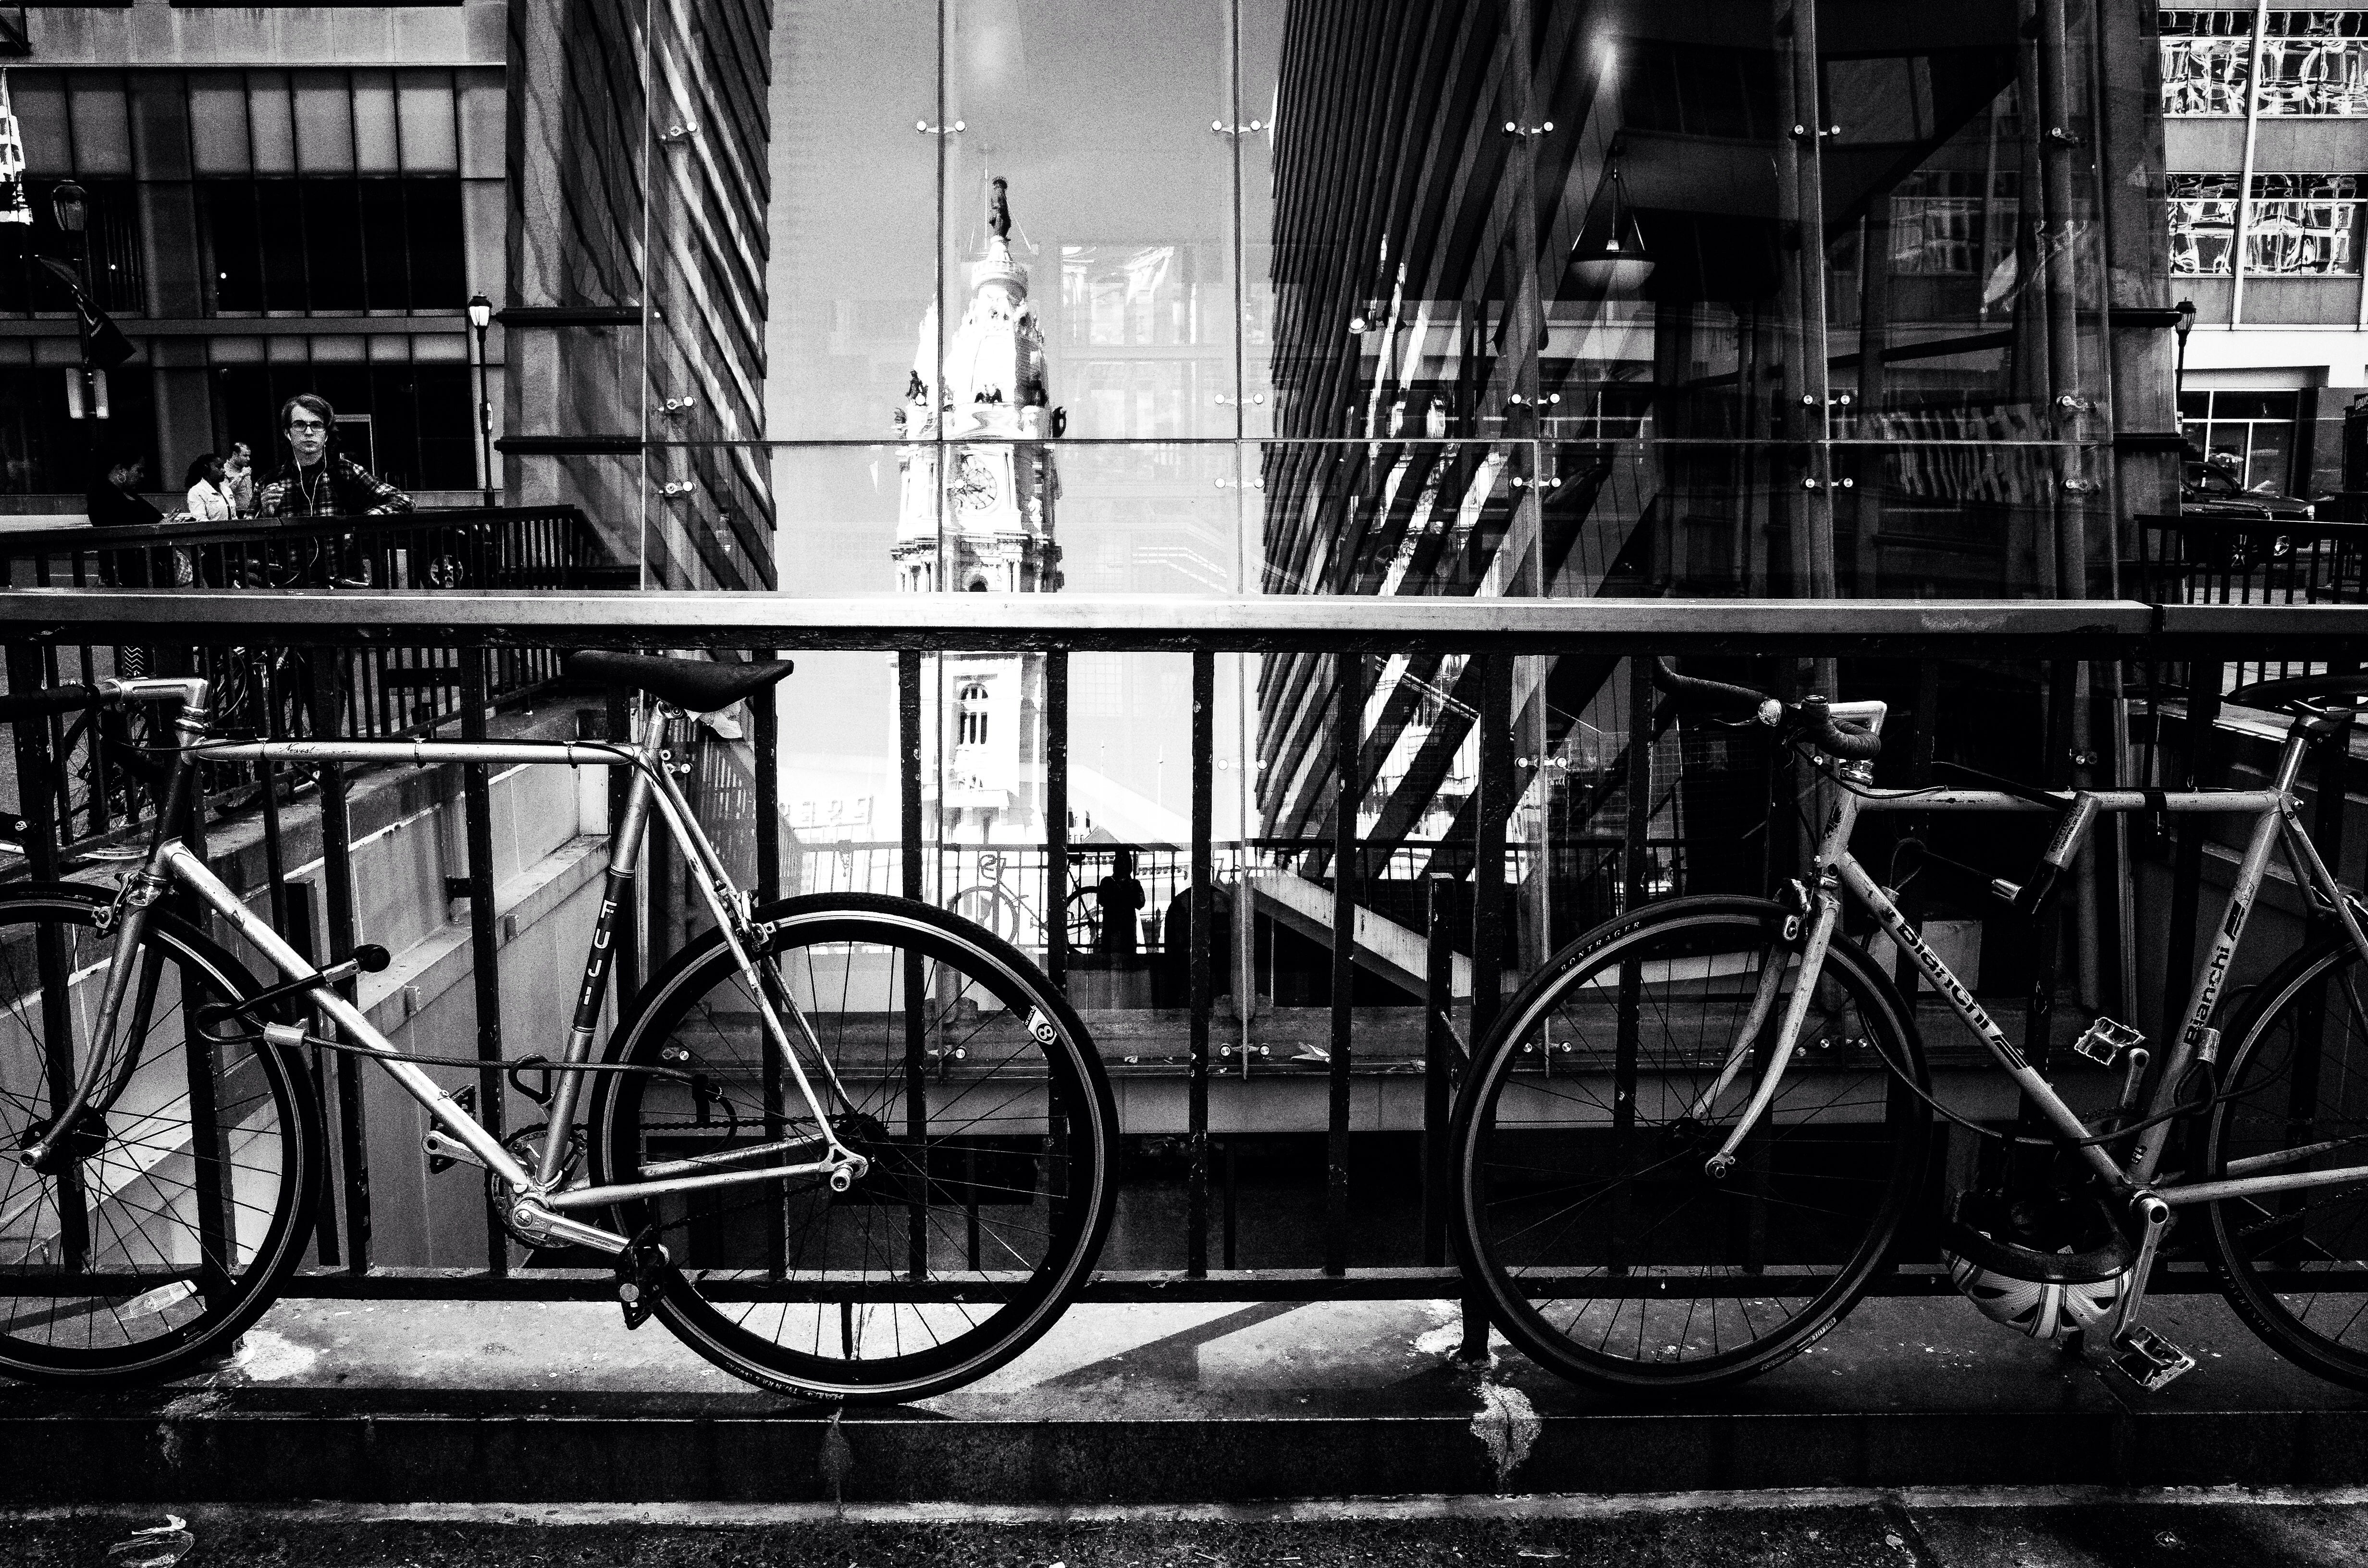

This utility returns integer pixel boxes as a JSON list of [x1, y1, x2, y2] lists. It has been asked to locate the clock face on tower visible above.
[[952, 454, 999, 512]]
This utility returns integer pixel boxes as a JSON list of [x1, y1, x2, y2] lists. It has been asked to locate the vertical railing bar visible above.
[[460, 649, 510, 1278], [1188, 649, 1214, 1277], [1324, 648, 1361, 1277], [4, 642, 83, 1272], [899, 649, 928, 1280], [754, 653, 781, 906], [1614, 656, 1649, 1273], [308, 645, 372, 1275], [1462, 649, 1513, 1359], [1422, 871, 1454, 1268], [1047, 650, 1069, 991]]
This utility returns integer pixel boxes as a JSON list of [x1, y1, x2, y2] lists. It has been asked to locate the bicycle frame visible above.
[[1715, 698, 2368, 1215], [25, 677, 868, 1260]]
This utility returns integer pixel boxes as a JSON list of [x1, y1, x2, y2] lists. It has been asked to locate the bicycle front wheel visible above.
[[2202, 934, 2368, 1389], [1453, 895, 1930, 1390], [590, 893, 1118, 1403], [0, 887, 320, 1382]]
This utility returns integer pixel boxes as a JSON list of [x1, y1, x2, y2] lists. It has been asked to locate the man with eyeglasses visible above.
[[256, 392, 410, 587], [259, 393, 412, 519]]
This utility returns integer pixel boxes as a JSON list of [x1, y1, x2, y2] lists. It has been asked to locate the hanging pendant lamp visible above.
[[1572, 165, 1654, 294]]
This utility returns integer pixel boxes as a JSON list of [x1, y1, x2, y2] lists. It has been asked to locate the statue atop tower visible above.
[[893, 178, 1063, 837]]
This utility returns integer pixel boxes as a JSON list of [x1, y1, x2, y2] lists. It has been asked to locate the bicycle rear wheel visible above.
[[590, 892, 1118, 1403], [0, 887, 319, 1381], [2202, 934, 2368, 1389], [1453, 895, 1930, 1390]]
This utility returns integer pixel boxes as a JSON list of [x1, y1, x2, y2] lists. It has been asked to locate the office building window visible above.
[[2247, 173, 2362, 273], [214, 362, 475, 493], [1889, 170, 2018, 275], [2260, 12, 2368, 115], [2180, 390, 2299, 491], [0, 177, 146, 315], [202, 177, 465, 313], [2169, 172, 2241, 273], [2160, 10, 2254, 115], [3, 67, 493, 320]]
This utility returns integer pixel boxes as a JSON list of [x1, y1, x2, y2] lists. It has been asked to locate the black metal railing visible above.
[[0, 508, 626, 854], [0, 590, 2357, 1306], [2134, 511, 2368, 688]]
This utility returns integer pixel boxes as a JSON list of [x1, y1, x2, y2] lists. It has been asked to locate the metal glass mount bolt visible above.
[[1801, 394, 1817, 406], [1801, 478, 1820, 491], [2056, 393, 2085, 410], [1211, 119, 1266, 135], [659, 122, 698, 143], [915, 120, 965, 135]]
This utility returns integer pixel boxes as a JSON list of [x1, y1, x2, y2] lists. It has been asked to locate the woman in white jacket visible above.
[[184, 453, 235, 522]]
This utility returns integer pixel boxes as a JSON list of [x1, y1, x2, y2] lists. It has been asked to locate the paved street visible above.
[[12, 1492, 2368, 1568]]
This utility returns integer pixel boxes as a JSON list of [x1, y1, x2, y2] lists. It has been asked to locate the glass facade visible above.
[[742, 0, 2170, 1079]]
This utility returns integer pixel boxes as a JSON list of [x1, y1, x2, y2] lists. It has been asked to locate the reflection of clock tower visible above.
[[893, 178, 1062, 838]]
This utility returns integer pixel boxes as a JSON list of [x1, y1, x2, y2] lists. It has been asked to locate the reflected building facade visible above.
[[2162, 7, 2368, 497], [896, 180, 1062, 839], [1, 0, 773, 589]]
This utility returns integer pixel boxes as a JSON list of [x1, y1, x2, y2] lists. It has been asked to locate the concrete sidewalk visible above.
[[4, 1290, 2367, 1502]]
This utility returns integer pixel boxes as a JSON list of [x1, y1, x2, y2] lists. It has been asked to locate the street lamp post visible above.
[[50, 181, 98, 489], [467, 293, 495, 508], [2173, 298, 2196, 437]]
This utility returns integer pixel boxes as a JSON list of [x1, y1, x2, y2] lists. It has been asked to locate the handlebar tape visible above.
[[0, 684, 97, 723]]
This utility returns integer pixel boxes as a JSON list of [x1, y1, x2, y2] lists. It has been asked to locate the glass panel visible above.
[[67, 74, 131, 175], [187, 73, 253, 176], [2259, 11, 2368, 116], [290, 71, 355, 175], [758, 2, 937, 444], [2161, 9, 2254, 116], [9, 70, 67, 172], [396, 69, 461, 174], [2171, 172, 2241, 274], [247, 72, 297, 175], [351, 69, 399, 173], [942, 0, 1238, 441], [2245, 173, 2361, 275]]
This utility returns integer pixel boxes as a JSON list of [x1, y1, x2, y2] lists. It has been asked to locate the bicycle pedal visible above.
[[2074, 1017, 2144, 1068], [615, 1228, 669, 1331], [2103, 1324, 2197, 1393]]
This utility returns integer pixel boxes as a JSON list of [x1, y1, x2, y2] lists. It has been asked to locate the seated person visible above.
[[86, 455, 162, 529]]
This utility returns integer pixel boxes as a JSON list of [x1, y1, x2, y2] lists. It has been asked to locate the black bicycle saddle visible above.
[[562, 650, 795, 712], [2223, 671, 2368, 714]]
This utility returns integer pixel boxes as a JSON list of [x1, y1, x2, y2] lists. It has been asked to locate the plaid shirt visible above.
[[259, 456, 412, 518]]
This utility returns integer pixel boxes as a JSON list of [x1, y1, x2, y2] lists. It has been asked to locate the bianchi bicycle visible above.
[[1452, 659, 2368, 1396], [0, 652, 1118, 1403]]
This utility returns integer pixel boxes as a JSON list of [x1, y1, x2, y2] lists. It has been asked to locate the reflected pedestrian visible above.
[[222, 441, 257, 516], [185, 453, 235, 522], [1095, 846, 1147, 956]]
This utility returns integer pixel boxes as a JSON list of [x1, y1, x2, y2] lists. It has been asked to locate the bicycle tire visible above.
[[0, 885, 321, 1382], [2201, 932, 2368, 1389], [1452, 895, 1930, 1390], [589, 892, 1119, 1403]]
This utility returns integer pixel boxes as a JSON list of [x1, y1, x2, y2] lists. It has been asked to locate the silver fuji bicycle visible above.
[[1454, 659, 2368, 1396], [0, 651, 1118, 1402]]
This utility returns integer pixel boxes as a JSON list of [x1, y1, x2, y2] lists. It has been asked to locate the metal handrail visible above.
[[0, 590, 2341, 651]]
